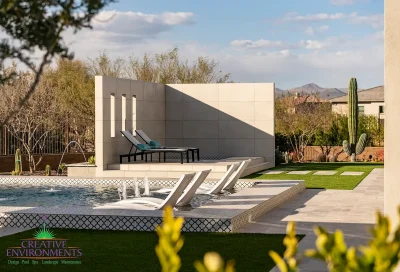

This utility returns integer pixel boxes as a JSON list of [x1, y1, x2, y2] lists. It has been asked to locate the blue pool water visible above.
[[0, 184, 221, 209]]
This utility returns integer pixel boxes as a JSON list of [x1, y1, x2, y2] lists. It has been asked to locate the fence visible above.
[[0, 125, 94, 156]]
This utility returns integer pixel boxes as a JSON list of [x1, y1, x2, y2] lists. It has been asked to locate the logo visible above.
[[6, 215, 82, 266]]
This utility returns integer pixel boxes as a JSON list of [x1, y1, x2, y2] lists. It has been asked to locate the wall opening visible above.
[[132, 95, 137, 135], [110, 93, 115, 137], [122, 94, 126, 131]]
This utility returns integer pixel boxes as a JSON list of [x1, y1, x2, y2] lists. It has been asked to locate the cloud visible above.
[[349, 14, 383, 29], [330, 0, 368, 5], [87, 10, 195, 41], [281, 12, 350, 22], [305, 25, 329, 35], [280, 12, 382, 29], [230, 39, 286, 49], [330, 0, 356, 5], [300, 40, 324, 49]]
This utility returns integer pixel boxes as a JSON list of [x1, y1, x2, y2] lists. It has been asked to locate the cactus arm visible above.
[[343, 140, 352, 156], [356, 133, 367, 155]]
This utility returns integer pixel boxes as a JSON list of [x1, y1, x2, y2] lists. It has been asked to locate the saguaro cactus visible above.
[[45, 165, 51, 176], [343, 78, 367, 162], [14, 149, 22, 175]]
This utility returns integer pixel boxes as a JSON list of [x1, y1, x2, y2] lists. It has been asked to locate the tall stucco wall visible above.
[[385, 0, 400, 230], [95, 76, 165, 174], [165, 83, 275, 163]]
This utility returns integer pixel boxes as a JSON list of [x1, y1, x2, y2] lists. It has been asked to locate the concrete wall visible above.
[[384, 0, 400, 230], [95, 76, 165, 174], [332, 102, 385, 117], [165, 83, 275, 163]]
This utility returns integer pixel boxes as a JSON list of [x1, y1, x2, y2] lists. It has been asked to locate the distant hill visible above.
[[275, 83, 365, 100]]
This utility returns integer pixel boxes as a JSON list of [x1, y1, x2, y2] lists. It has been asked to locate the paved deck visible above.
[[239, 168, 384, 272]]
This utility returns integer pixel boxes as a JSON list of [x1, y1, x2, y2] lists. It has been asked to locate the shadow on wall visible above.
[[158, 84, 274, 162]]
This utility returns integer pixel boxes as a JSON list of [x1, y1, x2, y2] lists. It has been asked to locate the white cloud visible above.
[[349, 14, 383, 29], [330, 0, 356, 5], [300, 40, 324, 49], [280, 12, 382, 29], [281, 12, 350, 22], [305, 27, 314, 36], [305, 25, 329, 35], [230, 39, 286, 49], [87, 10, 194, 41], [330, 0, 367, 6]]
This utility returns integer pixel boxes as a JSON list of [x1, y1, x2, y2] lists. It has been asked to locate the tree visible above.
[[0, 0, 114, 127], [45, 59, 95, 151], [0, 67, 58, 172], [275, 93, 333, 162], [88, 48, 233, 84], [87, 51, 125, 78]]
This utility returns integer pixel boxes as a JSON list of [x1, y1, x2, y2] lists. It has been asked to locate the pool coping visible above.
[[0, 177, 305, 232]]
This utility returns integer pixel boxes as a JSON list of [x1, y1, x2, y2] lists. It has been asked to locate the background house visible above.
[[329, 86, 385, 121]]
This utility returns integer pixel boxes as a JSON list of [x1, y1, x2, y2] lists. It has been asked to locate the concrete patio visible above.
[[240, 168, 384, 271]]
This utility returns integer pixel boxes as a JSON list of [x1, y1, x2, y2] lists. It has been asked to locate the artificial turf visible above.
[[0, 229, 303, 272], [245, 162, 384, 190]]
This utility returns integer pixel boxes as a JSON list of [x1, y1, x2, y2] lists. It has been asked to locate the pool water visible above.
[[0, 184, 229, 209]]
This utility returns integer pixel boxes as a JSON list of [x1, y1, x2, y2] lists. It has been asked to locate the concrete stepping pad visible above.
[[340, 171, 364, 176], [260, 170, 285, 175], [313, 171, 337, 176], [287, 171, 311, 175]]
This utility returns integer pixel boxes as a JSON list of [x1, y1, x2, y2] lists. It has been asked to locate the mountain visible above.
[[319, 88, 346, 99], [289, 83, 325, 95], [274, 83, 356, 100]]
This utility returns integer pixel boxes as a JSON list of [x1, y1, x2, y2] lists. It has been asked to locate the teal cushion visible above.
[[137, 144, 151, 151], [149, 140, 162, 148]]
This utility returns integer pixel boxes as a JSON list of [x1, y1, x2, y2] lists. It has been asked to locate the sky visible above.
[[52, 0, 384, 89]]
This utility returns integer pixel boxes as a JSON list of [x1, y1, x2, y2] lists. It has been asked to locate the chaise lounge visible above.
[[94, 172, 197, 210], [120, 131, 190, 164], [136, 129, 200, 162]]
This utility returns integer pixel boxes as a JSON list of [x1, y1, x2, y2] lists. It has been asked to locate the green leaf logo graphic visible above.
[[33, 223, 56, 239]]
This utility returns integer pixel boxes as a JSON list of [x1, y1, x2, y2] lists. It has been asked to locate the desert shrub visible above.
[[317, 153, 327, 162]]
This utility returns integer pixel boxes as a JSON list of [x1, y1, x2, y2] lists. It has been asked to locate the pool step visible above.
[[104, 157, 273, 179]]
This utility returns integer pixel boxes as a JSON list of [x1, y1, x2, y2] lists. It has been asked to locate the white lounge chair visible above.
[[175, 169, 211, 206], [94, 172, 196, 210], [155, 164, 238, 195], [222, 159, 251, 190], [197, 159, 251, 193], [196, 163, 239, 194]]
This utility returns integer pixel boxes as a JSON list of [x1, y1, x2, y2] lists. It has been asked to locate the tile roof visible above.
[[329, 86, 384, 103]]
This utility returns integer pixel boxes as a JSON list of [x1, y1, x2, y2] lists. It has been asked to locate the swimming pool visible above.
[[0, 184, 221, 209]]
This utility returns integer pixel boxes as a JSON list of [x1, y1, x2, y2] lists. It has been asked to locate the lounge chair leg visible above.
[[186, 151, 189, 163], [181, 153, 183, 164], [197, 150, 200, 161], [128, 156, 131, 163], [134, 155, 137, 162], [159, 152, 161, 162], [145, 154, 148, 162], [141, 154, 143, 160], [151, 153, 153, 161], [120, 157, 122, 164], [191, 150, 194, 162], [164, 152, 166, 162]]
